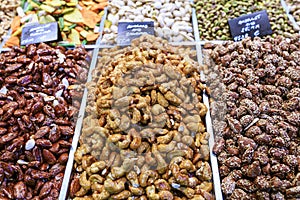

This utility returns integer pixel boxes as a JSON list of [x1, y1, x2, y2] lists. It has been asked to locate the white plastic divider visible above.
[[0, 30, 12, 51], [192, 5, 223, 200], [58, 46, 100, 200], [0, 48, 11, 53], [281, 0, 300, 33], [58, 7, 108, 200]]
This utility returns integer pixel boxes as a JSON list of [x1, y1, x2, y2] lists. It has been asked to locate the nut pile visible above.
[[194, 0, 297, 40], [0, 0, 19, 44], [70, 35, 213, 199], [102, 0, 194, 44], [203, 35, 300, 199], [286, 0, 300, 27], [4, 0, 107, 47], [0, 43, 89, 199]]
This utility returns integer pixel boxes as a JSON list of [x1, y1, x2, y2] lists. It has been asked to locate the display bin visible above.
[[58, 34, 224, 199]]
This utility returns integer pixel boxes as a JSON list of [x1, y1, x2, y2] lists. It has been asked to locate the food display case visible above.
[[0, 1, 299, 200]]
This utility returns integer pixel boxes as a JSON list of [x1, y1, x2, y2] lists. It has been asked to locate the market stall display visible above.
[[0, 44, 90, 199], [0, 0, 20, 45], [203, 35, 300, 199], [286, 0, 300, 27], [69, 35, 214, 199], [0, 0, 300, 199], [4, 0, 107, 47], [194, 0, 298, 40], [101, 0, 194, 44]]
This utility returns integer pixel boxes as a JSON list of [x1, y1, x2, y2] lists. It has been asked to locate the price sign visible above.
[[117, 22, 154, 45], [228, 10, 272, 42], [21, 22, 62, 46]]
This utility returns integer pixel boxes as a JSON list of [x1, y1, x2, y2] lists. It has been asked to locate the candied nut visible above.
[[219, 165, 230, 177], [269, 176, 282, 190], [245, 126, 262, 138], [229, 188, 249, 200], [238, 136, 257, 151], [195, 161, 212, 181], [241, 147, 254, 164], [283, 155, 298, 167], [254, 176, 270, 190], [254, 133, 272, 145], [70, 176, 81, 198], [110, 190, 131, 200], [221, 176, 236, 195], [213, 138, 225, 155], [236, 179, 256, 193], [39, 181, 53, 198], [139, 170, 159, 187], [227, 117, 242, 134], [268, 147, 288, 160], [270, 164, 290, 174], [242, 161, 261, 178], [42, 149, 57, 165], [286, 186, 300, 198], [225, 156, 241, 169]]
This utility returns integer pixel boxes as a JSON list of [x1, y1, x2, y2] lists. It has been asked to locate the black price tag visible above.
[[228, 10, 272, 42], [21, 22, 62, 46], [117, 22, 154, 45]]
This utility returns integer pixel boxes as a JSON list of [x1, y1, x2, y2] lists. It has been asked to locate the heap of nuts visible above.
[[0, 43, 89, 199], [194, 0, 298, 40], [203, 35, 300, 199], [70, 35, 213, 199], [0, 0, 19, 43], [102, 0, 194, 44]]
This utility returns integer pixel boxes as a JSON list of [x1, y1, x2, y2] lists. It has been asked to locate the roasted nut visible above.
[[102, 0, 193, 44], [195, 0, 297, 40]]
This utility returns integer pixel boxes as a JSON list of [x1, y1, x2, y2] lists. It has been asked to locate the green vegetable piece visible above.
[[24, 4, 33, 12], [31, 0, 41, 6], [81, 40, 87, 45], [21, 0, 26, 9], [59, 17, 64, 29], [58, 42, 75, 47], [68, 24, 77, 30]]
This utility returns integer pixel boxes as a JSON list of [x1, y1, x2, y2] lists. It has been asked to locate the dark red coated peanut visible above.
[[39, 182, 53, 199], [0, 132, 18, 144], [42, 149, 56, 165], [34, 126, 50, 139], [17, 75, 33, 86], [35, 139, 52, 148], [58, 153, 69, 164]]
